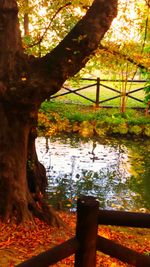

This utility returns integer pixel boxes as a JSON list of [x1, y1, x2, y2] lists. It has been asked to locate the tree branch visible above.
[[145, 0, 150, 8], [30, 0, 118, 97], [99, 44, 148, 71]]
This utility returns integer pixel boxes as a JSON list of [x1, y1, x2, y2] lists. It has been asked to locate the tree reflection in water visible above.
[[36, 136, 150, 212]]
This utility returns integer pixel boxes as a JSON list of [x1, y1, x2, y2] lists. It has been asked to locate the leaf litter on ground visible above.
[[0, 211, 149, 267]]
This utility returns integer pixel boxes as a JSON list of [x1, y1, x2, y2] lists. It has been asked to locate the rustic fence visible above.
[[50, 78, 148, 108], [16, 196, 150, 267]]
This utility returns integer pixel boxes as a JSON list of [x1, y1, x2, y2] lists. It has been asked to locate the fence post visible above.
[[96, 77, 100, 108], [75, 196, 99, 267]]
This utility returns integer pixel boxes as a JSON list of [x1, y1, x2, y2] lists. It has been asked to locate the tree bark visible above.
[[0, 102, 62, 225], [0, 0, 118, 224], [0, 102, 31, 222], [23, 0, 29, 36]]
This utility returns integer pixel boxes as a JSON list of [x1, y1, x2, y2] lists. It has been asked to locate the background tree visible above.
[[0, 0, 117, 225]]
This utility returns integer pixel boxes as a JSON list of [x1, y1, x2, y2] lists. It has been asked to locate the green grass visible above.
[[39, 80, 149, 134], [40, 100, 149, 125], [51, 81, 146, 108]]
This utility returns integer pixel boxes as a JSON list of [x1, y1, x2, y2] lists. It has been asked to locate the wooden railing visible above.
[[16, 196, 150, 267], [50, 78, 148, 108]]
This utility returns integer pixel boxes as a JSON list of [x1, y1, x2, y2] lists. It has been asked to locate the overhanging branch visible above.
[[30, 0, 118, 97], [99, 44, 148, 71]]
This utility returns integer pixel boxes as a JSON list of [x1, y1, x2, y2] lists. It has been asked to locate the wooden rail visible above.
[[16, 196, 150, 267], [50, 78, 147, 108], [16, 237, 78, 267]]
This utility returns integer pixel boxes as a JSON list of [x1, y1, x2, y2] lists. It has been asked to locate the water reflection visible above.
[[36, 136, 150, 212]]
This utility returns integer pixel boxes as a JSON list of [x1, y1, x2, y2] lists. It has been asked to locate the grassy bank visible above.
[[38, 100, 150, 138]]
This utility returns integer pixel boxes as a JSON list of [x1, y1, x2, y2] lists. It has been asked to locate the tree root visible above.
[[30, 194, 65, 228], [0, 193, 64, 228]]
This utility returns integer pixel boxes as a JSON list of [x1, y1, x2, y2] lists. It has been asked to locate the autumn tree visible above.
[[86, 0, 150, 76], [0, 0, 117, 225]]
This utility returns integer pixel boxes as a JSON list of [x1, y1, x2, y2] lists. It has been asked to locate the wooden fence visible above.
[[16, 196, 150, 267], [50, 78, 148, 108]]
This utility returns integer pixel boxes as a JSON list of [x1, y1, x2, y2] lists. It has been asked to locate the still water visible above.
[[36, 136, 150, 212]]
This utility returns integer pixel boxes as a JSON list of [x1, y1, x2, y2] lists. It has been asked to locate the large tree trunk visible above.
[[0, 101, 61, 225], [0, 102, 31, 223], [0, 0, 118, 225], [0, 0, 58, 225]]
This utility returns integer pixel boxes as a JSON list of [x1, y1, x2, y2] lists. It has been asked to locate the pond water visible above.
[[36, 136, 150, 212]]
